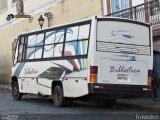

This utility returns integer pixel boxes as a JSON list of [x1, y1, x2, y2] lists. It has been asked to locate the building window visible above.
[[0, 0, 8, 11], [111, 0, 129, 13]]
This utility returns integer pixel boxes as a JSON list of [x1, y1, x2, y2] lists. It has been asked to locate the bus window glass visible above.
[[54, 44, 63, 57], [18, 44, 23, 61], [78, 24, 90, 39], [13, 40, 19, 64], [34, 47, 43, 59], [64, 41, 77, 56], [43, 45, 54, 58], [28, 35, 36, 47], [45, 31, 56, 45], [64, 24, 90, 57], [22, 37, 28, 60], [18, 36, 28, 61], [66, 26, 79, 42], [36, 33, 44, 46], [77, 40, 88, 55], [26, 47, 35, 59], [79, 58, 87, 70], [26, 33, 44, 60], [55, 29, 65, 43], [21, 37, 25, 44], [28, 34, 44, 47]]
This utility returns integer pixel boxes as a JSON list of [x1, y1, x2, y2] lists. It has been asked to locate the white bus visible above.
[[11, 17, 153, 107]]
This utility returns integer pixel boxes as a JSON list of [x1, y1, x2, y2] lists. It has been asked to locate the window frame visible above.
[[110, 0, 129, 13], [42, 28, 66, 59], [26, 33, 45, 60], [12, 38, 18, 66], [64, 24, 90, 57], [17, 36, 28, 62], [42, 31, 55, 58]]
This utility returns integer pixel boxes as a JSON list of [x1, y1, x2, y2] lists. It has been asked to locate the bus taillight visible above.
[[148, 70, 152, 86], [90, 66, 98, 83]]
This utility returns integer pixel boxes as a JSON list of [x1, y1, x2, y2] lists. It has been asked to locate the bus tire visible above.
[[53, 85, 70, 107], [12, 82, 23, 100]]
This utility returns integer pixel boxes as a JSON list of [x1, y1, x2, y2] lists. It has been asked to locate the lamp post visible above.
[[38, 15, 45, 29]]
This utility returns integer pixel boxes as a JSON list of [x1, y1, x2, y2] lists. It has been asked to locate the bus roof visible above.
[[19, 16, 150, 36], [20, 17, 93, 36]]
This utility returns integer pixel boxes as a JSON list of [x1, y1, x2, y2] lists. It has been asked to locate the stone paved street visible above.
[[0, 90, 160, 120]]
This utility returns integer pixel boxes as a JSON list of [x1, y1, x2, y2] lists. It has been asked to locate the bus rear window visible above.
[[96, 20, 151, 55]]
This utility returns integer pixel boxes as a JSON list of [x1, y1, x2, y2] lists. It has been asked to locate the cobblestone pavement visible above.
[[0, 91, 159, 120]]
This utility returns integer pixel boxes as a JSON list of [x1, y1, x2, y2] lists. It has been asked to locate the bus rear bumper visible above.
[[88, 83, 151, 97]]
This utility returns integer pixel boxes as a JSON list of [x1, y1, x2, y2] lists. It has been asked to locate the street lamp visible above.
[[38, 15, 45, 29]]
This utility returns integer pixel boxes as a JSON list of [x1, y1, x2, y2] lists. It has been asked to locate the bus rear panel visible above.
[[89, 18, 152, 97]]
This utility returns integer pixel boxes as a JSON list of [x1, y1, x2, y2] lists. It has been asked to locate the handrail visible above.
[[107, 1, 153, 16], [106, 0, 160, 30]]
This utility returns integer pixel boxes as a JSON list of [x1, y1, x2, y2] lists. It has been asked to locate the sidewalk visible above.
[[0, 85, 160, 112]]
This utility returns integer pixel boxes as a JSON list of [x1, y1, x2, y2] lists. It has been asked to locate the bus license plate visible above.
[[117, 74, 129, 81]]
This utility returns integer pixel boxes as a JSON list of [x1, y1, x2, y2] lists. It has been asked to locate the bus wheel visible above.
[[53, 85, 70, 107], [12, 82, 23, 100]]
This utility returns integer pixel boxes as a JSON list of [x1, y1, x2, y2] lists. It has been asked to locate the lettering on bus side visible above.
[[25, 68, 38, 74], [110, 66, 141, 74]]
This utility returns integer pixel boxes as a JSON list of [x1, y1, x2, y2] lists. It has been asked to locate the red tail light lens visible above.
[[148, 70, 152, 77], [148, 70, 152, 86], [90, 66, 98, 74], [90, 66, 98, 83]]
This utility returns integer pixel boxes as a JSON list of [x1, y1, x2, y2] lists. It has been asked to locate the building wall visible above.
[[0, 0, 56, 26], [0, 0, 102, 84]]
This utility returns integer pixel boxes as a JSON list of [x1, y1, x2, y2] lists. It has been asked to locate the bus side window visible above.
[[54, 29, 65, 57], [12, 39, 19, 65], [78, 24, 90, 39], [64, 26, 78, 57], [26, 33, 44, 60], [18, 38, 23, 61], [43, 31, 56, 58], [77, 24, 90, 55], [64, 24, 90, 57], [18, 37, 27, 61], [18, 43, 23, 61], [22, 37, 28, 60]]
